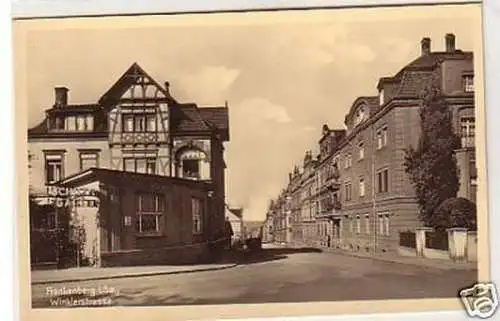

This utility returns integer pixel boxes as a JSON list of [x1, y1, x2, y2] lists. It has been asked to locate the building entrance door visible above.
[[333, 219, 341, 239]]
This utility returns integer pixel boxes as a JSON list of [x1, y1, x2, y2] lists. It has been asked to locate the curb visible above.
[[31, 263, 239, 286], [282, 244, 476, 271], [329, 250, 477, 271]]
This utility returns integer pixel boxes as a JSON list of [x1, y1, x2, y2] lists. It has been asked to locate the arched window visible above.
[[176, 148, 210, 180]]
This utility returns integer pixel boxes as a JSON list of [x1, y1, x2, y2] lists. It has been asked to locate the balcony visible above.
[[316, 200, 341, 218], [326, 168, 340, 180], [323, 176, 340, 190]]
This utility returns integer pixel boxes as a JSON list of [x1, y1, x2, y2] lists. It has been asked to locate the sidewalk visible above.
[[284, 243, 477, 271], [31, 263, 238, 285]]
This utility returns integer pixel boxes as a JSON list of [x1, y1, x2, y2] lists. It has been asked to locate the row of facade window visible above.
[[122, 113, 158, 133], [460, 117, 475, 148], [343, 169, 389, 201], [45, 151, 100, 183], [47, 112, 168, 134], [43, 151, 203, 184], [347, 214, 391, 237], [341, 116, 475, 171], [315, 214, 391, 238], [343, 125, 389, 169], [463, 74, 474, 93], [135, 194, 203, 235], [32, 193, 204, 236], [48, 115, 94, 132]]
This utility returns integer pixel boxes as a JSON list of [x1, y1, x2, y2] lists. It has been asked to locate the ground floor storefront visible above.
[[31, 168, 226, 268]]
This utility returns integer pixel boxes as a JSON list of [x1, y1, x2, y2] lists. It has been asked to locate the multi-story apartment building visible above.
[[313, 126, 344, 248], [28, 62, 230, 266], [262, 210, 274, 244], [268, 190, 292, 244], [288, 166, 303, 245], [297, 151, 317, 246], [267, 33, 476, 254]]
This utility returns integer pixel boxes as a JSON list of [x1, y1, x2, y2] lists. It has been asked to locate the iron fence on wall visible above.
[[399, 231, 416, 248], [425, 230, 449, 251]]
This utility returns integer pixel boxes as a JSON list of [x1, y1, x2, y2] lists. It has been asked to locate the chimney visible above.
[[289, 172, 292, 181], [164, 81, 170, 94], [54, 87, 69, 107], [421, 37, 431, 55], [445, 33, 456, 52]]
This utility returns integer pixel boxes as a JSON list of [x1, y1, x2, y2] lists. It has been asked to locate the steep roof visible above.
[[396, 70, 436, 98], [225, 203, 243, 217], [377, 50, 473, 94], [229, 208, 243, 218], [401, 51, 472, 70], [98, 62, 176, 106], [198, 107, 230, 133], [171, 104, 212, 132], [170, 104, 230, 141], [27, 116, 108, 138], [28, 63, 230, 141], [225, 206, 243, 220]]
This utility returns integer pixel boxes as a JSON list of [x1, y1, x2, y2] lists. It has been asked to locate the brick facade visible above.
[[267, 33, 477, 254]]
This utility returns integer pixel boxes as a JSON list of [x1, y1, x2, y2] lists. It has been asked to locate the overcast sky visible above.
[[20, 6, 480, 222]]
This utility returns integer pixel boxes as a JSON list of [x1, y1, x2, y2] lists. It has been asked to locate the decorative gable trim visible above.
[[98, 62, 177, 107]]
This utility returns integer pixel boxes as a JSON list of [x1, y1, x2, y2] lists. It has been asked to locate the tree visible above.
[[404, 78, 461, 228], [434, 197, 477, 231], [29, 195, 87, 268], [29, 196, 58, 264]]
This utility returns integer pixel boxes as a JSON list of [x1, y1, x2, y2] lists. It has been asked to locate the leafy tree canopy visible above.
[[434, 197, 477, 231]]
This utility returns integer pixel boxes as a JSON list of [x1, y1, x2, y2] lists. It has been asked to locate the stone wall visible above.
[[100, 243, 210, 267], [467, 231, 478, 262]]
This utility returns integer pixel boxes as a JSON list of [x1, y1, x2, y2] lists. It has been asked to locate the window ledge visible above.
[[135, 232, 165, 238]]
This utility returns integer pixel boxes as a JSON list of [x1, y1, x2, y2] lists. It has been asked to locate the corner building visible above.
[[28, 63, 230, 266]]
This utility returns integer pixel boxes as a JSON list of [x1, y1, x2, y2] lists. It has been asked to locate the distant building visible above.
[[262, 206, 274, 243], [28, 63, 230, 266], [225, 206, 244, 242], [243, 221, 264, 239], [267, 33, 476, 254], [266, 191, 292, 244]]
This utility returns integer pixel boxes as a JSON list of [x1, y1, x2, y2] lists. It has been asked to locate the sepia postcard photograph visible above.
[[13, 1, 495, 320]]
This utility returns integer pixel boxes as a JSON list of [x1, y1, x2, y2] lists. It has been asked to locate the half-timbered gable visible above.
[[28, 62, 230, 202]]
